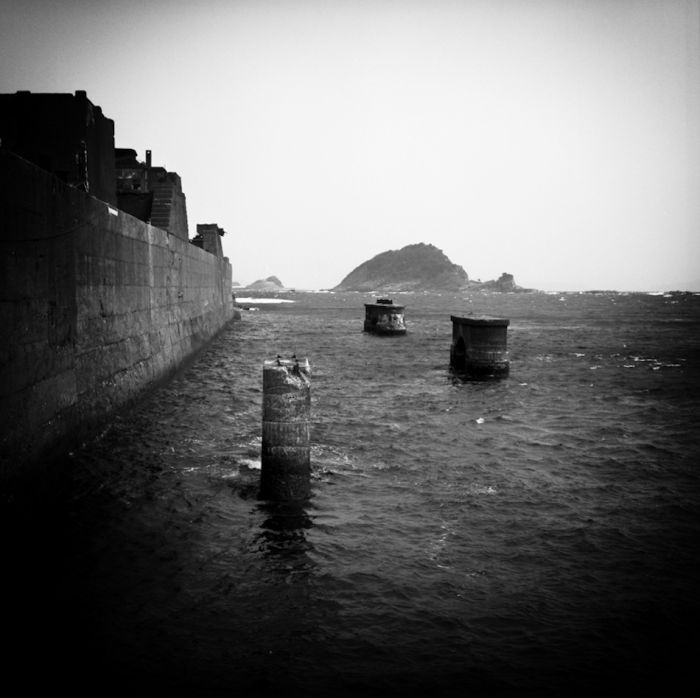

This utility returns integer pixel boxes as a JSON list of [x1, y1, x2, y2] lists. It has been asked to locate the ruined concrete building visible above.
[[0, 90, 198, 244], [192, 223, 226, 257], [115, 147, 189, 241], [0, 90, 117, 206]]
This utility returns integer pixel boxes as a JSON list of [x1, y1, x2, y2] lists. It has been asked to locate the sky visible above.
[[1, 0, 699, 291]]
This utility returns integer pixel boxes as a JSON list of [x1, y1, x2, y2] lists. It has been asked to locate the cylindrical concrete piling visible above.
[[364, 298, 407, 335], [260, 357, 312, 501], [450, 315, 510, 377]]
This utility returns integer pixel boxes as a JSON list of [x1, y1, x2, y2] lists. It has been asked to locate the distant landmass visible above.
[[333, 243, 528, 292], [239, 275, 287, 292]]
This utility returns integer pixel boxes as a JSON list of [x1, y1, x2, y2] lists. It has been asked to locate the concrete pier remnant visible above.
[[260, 356, 312, 500], [450, 315, 510, 377], [364, 299, 407, 335]]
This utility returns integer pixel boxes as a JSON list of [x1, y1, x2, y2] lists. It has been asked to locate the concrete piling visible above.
[[260, 356, 312, 501], [364, 298, 407, 335], [450, 315, 510, 377]]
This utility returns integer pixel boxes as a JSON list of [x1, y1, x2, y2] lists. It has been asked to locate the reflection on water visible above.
[[256, 501, 315, 561]]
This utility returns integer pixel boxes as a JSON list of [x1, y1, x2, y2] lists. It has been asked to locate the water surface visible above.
[[5, 290, 700, 697]]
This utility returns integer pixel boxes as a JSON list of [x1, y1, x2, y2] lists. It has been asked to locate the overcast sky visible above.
[[2, 0, 699, 291]]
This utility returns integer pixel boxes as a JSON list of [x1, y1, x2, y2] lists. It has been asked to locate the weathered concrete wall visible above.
[[0, 150, 233, 475]]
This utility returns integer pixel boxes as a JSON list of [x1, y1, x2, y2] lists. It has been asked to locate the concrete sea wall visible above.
[[0, 150, 234, 475]]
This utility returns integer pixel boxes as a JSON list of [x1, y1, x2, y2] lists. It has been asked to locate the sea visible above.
[[4, 290, 700, 697]]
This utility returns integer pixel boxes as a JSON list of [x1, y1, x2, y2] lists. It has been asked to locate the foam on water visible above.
[[236, 296, 296, 304]]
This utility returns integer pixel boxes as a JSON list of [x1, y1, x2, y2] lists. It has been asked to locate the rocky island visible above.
[[333, 243, 528, 292], [238, 275, 289, 293], [333, 243, 469, 292]]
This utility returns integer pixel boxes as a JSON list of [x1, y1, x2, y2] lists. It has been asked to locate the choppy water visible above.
[[5, 290, 700, 697]]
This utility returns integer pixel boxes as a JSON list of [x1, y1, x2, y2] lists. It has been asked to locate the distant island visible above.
[[237, 275, 289, 292], [333, 242, 530, 292]]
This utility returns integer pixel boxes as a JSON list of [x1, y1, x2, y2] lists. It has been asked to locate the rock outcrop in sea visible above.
[[470, 272, 518, 292], [333, 243, 469, 292]]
